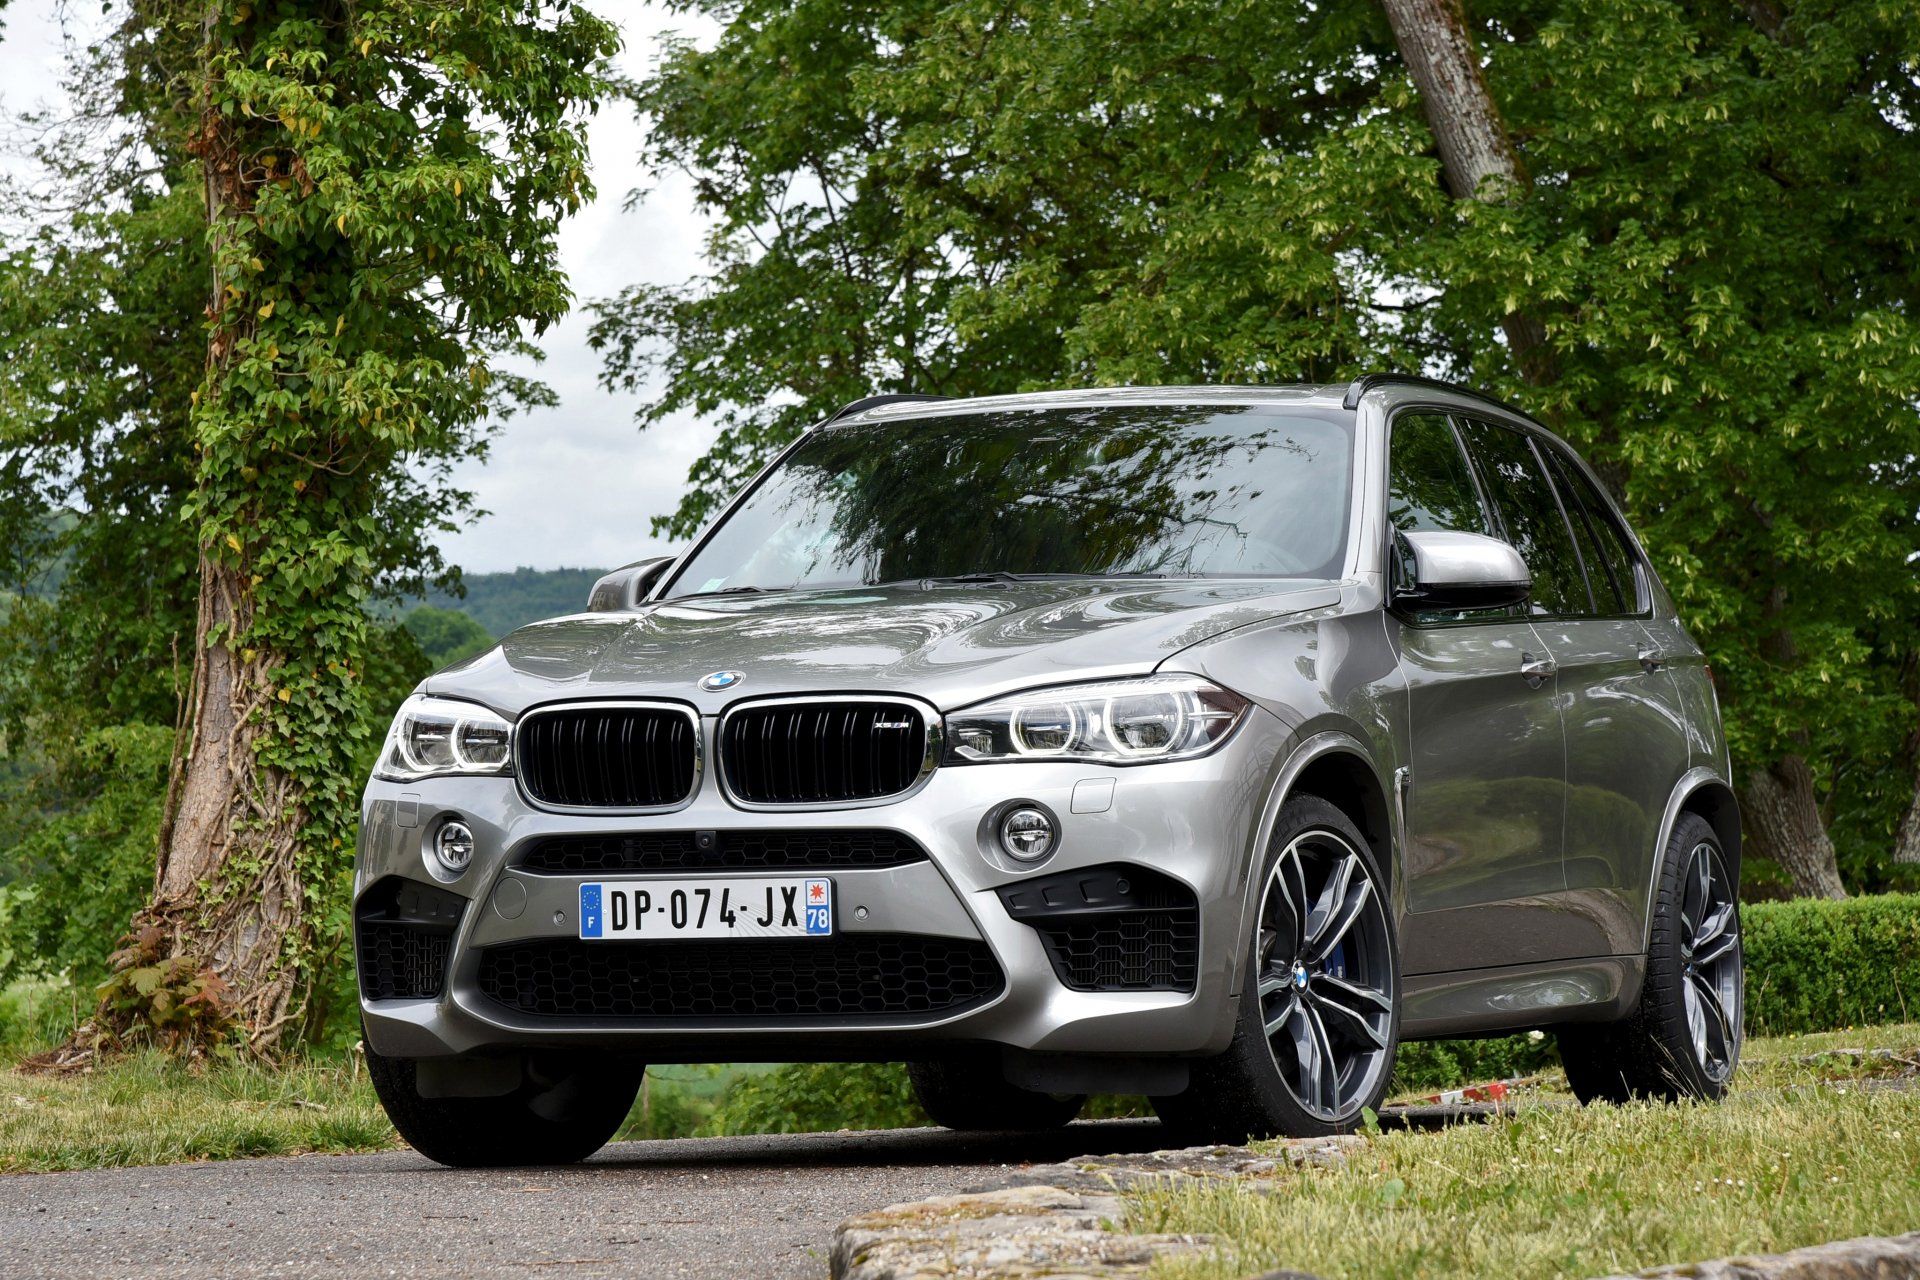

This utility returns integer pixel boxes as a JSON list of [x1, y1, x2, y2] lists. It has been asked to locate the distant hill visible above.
[[418, 566, 608, 639]]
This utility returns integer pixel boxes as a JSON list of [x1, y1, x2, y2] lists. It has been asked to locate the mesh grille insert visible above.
[[721, 701, 928, 805], [475, 934, 1003, 1022], [517, 705, 696, 809], [996, 863, 1199, 993], [517, 829, 929, 874], [355, 878, 467, 1001]]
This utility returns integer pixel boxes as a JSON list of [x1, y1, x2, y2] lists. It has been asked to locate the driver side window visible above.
[[1387, 412, 1503, 624]]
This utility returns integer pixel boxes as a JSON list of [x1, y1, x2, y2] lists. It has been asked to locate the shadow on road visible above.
[[576, 1102, 1511, 1175]]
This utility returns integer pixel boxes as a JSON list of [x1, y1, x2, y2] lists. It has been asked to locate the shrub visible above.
[[1742, 892, 1920, 1035]]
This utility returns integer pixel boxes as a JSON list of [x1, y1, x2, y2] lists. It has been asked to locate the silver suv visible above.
[[356, 378, 1744, 1166]]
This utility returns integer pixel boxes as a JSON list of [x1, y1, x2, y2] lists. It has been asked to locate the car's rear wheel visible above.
[[906, 1055, 1086, 1131], [1558, 813, 1744, 1103], [1153, 794, 1399, 1141], [365, 1038, 641, 1167]]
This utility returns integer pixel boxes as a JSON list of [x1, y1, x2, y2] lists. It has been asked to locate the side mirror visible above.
[[1393, 530, 1531, 612], [586, 556, 675, 612]]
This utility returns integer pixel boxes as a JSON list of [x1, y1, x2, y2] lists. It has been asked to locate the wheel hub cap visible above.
[[1291, 961, 1310, 991]]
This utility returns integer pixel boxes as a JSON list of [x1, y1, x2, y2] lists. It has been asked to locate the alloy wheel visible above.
[[1678, 840, 1743, 1084], [1254, 829, 1395, 1121]]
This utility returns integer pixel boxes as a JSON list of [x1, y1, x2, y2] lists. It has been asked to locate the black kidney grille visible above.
[[517, 829, 929, 874], [475, 934, 1003, 1022], [517, 706, 696, 809], [722, 701, 928, 804]]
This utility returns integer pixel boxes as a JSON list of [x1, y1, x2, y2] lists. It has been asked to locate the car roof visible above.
[[824, 381, 1548, 433], [826, 384, 1354, 426]]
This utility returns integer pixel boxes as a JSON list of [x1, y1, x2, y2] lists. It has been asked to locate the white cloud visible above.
[[0, 3, 724, 574]]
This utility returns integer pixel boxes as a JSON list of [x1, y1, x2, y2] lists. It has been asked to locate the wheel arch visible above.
[[1643, 768, 1742, 951], [1228, 730, 1397, 994]]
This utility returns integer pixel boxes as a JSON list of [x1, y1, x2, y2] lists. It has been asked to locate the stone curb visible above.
[[1589, 1231, 1920, 1279], [828, 1137, 1920, 1280], [828, 1137, 1361, 1280]]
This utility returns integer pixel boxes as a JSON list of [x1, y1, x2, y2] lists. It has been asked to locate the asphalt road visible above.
[[0, 1119, 1194, 1280]]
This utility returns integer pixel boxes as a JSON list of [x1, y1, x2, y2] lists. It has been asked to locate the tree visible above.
[[600, 0, 1920, 898], [58, 0, 616, 1052]]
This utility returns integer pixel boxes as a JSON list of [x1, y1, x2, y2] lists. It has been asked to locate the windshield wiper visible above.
[[876, 570, 1202, 589], [670, 585, 767, 601]]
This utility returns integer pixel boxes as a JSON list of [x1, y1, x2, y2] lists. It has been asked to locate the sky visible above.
[[0, 3, 723, 575]]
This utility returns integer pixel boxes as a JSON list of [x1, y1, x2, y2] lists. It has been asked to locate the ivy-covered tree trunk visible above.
[[128, 5, 312, 1047], [148, 561, 309, 1040], [1374, 0, 1554, 385], [81, 0, 616, 1056]]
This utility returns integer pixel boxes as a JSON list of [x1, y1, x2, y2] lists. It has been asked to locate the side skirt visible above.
[[1400, 955, 1645, 1040]]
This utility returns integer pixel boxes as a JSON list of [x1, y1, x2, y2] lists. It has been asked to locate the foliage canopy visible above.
[[598, 0, 1920, 890]]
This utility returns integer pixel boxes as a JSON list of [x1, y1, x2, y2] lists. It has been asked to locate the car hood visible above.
[[425, 578, 1343, 716]]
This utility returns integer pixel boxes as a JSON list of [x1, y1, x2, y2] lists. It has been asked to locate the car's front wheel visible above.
[[365, 1039, 642, 1167], [1153, 794, 1399, 1141], [1558, 813, 1744, 1103]]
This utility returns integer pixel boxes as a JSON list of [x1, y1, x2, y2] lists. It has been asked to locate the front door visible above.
[[1384, 412, 1571, 974]]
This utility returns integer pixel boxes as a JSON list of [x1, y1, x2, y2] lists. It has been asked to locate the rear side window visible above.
[[1456, 418, 1592, 617], [1387, 413, 1493, 536], [1540, 444, 1646, 615]]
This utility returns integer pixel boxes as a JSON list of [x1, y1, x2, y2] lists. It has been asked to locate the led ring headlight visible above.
[[374, 694, 514, 782], [946, 674, 1249, 765]]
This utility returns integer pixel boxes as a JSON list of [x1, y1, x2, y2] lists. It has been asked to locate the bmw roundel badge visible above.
[[699, 670, 744, 692]]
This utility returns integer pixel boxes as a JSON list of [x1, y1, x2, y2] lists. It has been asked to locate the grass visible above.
[[0, 1050, 396, 1173], [1136, 1022, 1920, 1280]]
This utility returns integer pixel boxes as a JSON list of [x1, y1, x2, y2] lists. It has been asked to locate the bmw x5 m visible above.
[[355, 378, 1744, 1166]]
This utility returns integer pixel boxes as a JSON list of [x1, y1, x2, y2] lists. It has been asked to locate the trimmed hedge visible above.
[[1394, 892, 1920, 1092], [1743, 891, 1920, 1035]]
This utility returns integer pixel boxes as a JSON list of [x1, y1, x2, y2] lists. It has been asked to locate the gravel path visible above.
[[0, 1120, 1186, 1280]]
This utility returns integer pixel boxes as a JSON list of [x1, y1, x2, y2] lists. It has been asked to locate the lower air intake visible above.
[[356, 878, 467, 1001], [475, 934, 1003, 1022], [996, 863, 1200, 993]]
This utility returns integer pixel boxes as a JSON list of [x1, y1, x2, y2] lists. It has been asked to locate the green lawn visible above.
[[1139, 1023, 1920, 1280]]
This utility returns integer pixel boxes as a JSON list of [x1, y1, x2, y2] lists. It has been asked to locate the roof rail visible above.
[[1339, 373, 1538, 423], [819, 393, 952, 426]]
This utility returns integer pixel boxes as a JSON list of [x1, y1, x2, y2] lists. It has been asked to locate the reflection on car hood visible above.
[[424, 579, 1343, 715]]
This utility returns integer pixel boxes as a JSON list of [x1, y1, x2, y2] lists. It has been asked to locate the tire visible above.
[[1558, 813, 1744, 1104], [907, 1055, 1086, 1131], [1152, 794, 1399, 1142], [365, 1038, 642, 1168]]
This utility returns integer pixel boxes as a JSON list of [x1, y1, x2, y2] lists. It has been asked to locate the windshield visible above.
[[665, 403, 1355, 597]]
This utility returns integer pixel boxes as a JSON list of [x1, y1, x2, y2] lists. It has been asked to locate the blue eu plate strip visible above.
[[579, 883, 603, 938]]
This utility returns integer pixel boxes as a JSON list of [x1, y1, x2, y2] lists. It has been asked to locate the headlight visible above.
[[373, 694, 513, 782], [946, 675, 1250, 765]]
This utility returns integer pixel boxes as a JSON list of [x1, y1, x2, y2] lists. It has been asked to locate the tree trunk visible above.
[[145, 551, 309, 1044], [127, 1, 310, 1052], [1375, 0, 1557, 385], [1742, 754, 1848, 899], [1894, 765, 1920, 865]]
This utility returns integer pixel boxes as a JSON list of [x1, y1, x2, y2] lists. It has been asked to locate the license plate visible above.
[[577, 878, 833, 940]]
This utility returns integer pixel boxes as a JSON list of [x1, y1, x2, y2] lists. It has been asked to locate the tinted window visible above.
[[1541, 444, 1644, 614], [1456, 419, 1592, 616], [668, 405, 1356, 595], [1387, 413, 1492, 536]]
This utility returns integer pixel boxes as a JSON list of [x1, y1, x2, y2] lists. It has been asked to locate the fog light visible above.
[[433, 820, 475, 875], [998, 805, 1057, 862]]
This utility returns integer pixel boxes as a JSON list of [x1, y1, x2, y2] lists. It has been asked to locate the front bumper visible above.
[[355, 708, 1286, 1062]]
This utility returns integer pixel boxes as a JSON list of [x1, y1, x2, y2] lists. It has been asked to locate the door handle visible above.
[[1520, 652, 1557, 687], [1637, 645, 1665, 673]]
